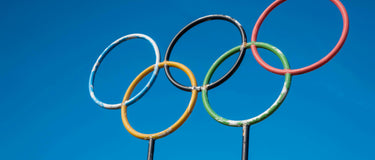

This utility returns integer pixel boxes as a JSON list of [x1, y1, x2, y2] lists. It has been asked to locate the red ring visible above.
[[251, 0, 349, 75]]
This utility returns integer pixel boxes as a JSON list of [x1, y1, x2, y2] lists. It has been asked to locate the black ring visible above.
[[164, 14, 247, 92]]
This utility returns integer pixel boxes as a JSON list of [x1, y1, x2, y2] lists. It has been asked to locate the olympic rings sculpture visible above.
[[88, 0, 349, 158]]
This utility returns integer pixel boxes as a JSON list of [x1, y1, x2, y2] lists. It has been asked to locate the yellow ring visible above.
[[121, 61, 198, 140]]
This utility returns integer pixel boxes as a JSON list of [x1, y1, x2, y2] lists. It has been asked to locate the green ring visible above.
[[202, 42, 292, 127]]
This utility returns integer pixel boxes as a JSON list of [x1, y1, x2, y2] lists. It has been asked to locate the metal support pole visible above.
[[242, 125, 250, 160], [147, 139, 155, 160]]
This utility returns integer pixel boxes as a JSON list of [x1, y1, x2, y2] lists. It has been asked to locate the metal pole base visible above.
[[147, 139, 155, 160], [242, 125, 250, 160]]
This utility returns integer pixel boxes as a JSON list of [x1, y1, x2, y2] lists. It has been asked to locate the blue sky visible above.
[[1, 0, 374, 159]]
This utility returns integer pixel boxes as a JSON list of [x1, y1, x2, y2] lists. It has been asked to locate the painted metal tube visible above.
[[89, 33, 161, 109], [122, 61, 198, 140], [251, 0, 349, 75], [147, 139, 155, 160], [164, 14, 247, 92], [202, 42, 291, 127], [242, 125, 250, 160]]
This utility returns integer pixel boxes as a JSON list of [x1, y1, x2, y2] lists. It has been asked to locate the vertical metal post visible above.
[[242, 125, 250, 160], [147, 139, 155, 160]]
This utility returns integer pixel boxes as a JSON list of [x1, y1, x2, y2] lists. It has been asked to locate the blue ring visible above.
[[89, 33, 161, 109]]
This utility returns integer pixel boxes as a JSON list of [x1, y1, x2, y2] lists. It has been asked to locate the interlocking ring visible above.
[[122, 61, 198, 140], [202, 42, 292, 127], [251, 0, 349, 75], [89, 33, 160, 109], [164, 14, 247, 92]]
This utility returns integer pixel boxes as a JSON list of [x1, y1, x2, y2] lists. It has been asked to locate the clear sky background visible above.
[[1, 0, 374, 159]]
